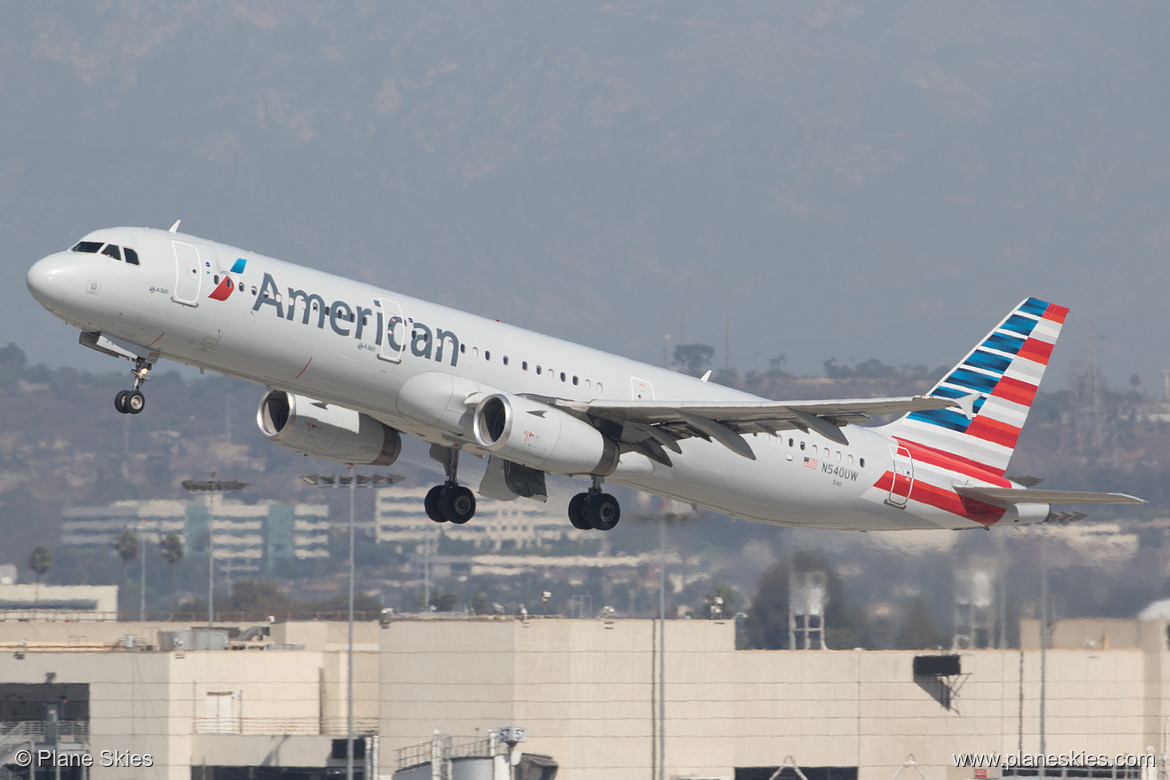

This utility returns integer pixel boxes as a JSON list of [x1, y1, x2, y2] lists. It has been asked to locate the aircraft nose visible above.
[[27, 254, 76, 310]]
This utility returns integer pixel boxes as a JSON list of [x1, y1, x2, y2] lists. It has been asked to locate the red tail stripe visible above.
[[1018, 337, 1054, 365], [965, 416, 1021, 449], [1044, 304, 1069, 324], [991, 376, 1038, 407]]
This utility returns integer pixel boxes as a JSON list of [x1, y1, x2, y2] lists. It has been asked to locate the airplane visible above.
[[26, 223, 1142, 532]]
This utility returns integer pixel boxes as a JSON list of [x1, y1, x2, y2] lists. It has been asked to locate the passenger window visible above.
[[536, 366, 542, 375], [522, 361, 528, 371], [124, 248, 140, 265], [503, 356, 509, 366], [102, 244, 122, 261], [485, 351, 491, 361], [572, 376, 578, 385], [72, 241, 102, 253], [560, 372, 566, 382], [859, 458, 865, 468], [800, 441, 805, 451], [788, 438, 794, 447]]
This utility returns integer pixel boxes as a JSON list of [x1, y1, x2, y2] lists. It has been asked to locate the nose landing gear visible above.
[[114, 357, 154, 415]]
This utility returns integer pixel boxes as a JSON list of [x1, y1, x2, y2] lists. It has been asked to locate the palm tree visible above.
[[160, 533, 184, 611], [115, 528, 139, 579], [28, 546, 52, 610]]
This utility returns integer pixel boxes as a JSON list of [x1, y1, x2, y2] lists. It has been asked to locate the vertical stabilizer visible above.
[[882, 297, 1068, 477]]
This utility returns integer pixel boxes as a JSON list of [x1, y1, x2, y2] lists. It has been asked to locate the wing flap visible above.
[[553, 395, 954, 459]]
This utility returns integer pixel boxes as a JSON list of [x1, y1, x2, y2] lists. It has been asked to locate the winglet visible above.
[[169, 220, 181, 233]]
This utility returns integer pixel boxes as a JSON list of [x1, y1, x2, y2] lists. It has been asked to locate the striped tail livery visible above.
[[876, 297, 1142, 527], [885, 297, 1064, 477]]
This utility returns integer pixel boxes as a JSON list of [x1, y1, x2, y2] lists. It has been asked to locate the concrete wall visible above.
[[378, 618, 1166, 780]]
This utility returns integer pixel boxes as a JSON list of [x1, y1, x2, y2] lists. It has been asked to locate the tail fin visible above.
[[882, 297, 1068, 476]]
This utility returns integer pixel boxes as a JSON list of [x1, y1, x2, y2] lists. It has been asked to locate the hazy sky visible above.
[[4, 2, 1168, 392]]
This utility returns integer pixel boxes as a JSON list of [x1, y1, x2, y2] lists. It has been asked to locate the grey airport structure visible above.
[[0, 613, 1164, 780]]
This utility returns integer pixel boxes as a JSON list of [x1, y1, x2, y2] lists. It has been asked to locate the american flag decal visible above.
[[803, 457, 818, 469]]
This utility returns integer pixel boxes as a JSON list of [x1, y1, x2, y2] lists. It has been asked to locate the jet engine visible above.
[[257, 390, 402, 465], [472, 393, 619, 476]]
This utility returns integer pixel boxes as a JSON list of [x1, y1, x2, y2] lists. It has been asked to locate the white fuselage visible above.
[[27, 226, 1044, 530]]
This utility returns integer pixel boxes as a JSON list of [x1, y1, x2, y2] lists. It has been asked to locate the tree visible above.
[[700, 582, 738, 620], [160, 533, 184, 610], [115, 529, 139, 579], [672, 344, 714, 376], [743, 551, 872, 650], [28, 546, 52, 609], [894, 597, 948, 650]]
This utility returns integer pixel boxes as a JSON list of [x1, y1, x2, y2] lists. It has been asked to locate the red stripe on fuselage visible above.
[[892, 438, 1011, 484], [872, 470, 1005, 526]]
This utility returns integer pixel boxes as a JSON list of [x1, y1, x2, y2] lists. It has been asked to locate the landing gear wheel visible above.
[[441, 485, 476, 525], [125, 390, 145, 414], [114, 390, 130, 414], [585, 492, 621, 531], [425, 485, 447, 523], [568, 493, 591, 530]]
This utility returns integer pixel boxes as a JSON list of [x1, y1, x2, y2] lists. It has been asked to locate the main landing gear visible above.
[[114, 357, 154, 415], [425, 445, 477, 525], [568, 477, 621, 531]]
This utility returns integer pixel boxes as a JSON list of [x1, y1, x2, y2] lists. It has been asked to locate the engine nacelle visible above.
[[472, 393, 618, 476], [257, 390, 402, 466]]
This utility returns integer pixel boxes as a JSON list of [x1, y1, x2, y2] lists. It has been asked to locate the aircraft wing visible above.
[[956, 486, 1146, 506], [552, 395, 956, 463]]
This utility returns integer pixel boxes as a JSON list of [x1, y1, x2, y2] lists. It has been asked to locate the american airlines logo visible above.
[[209, 258, 247, 301], [249, 271, 461, 366]]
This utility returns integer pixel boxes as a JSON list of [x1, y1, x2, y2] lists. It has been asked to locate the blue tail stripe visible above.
[[946, 368, 999, 393], [1002, 314, 1038, 337], [230, 258, 248, 274], [929, 386, 987, 413], [983, 332, 1025, 355], [964, 349, 1012, 374], [1019, 298, 1049, 317], [908, 408, 971, 432]]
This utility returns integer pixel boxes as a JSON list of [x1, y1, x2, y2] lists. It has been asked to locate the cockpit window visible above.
[[72, 241, 102, 253], [101, 244, 122, 261], [125, 248, 140, 265]]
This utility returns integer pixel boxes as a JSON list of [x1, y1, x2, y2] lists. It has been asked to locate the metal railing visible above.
[[0, 721, 89, 765], [192, 717, 377, 736], [396, 734, 503, 770], [0, 610, 383, 624]]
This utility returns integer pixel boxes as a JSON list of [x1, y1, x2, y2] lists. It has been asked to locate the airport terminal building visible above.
[[0, 614, 1164, 779]]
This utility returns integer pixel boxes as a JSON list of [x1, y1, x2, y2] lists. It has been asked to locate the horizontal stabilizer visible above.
[[956, 486, 1145, 506]]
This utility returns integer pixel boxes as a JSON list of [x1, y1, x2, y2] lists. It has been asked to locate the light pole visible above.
[[302, 469, 397, 780], [181, 479, 249, 628]]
